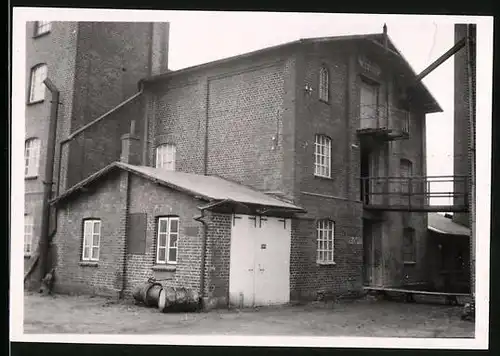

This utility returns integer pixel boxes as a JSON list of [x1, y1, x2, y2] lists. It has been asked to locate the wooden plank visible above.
[[363, 286, 471, 297], [127, 213, 147, 255]]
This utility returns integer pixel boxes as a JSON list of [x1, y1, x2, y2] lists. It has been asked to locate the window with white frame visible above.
[[82, 219, 101, 261], [155, 144, 176, 171], [24, 214, 34, 256], [317, 220, 335, 263], [319, 66, 329, 102], [35, 21, 52, 36], [25, 138, 41, 178], [29, 64, 47, 103], [314, 134, 331, 178], [156, 217, 179, 264]]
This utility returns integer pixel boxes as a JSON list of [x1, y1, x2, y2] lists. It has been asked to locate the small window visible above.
[[317, 220, 335, 264], [82, 219, 101, 261], [403, 228, 416, 263], [25, 138, 41, 178], [156, 217, 179, 264], [24, 214, 34, 256], [28, 64, 47, 103], [319, 66, 329, 102], [34, 21, 51, 36], [155, 144, 176, 171], [314, 134, 331, 178]]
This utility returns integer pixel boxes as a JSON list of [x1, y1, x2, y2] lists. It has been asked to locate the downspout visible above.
[[194, 211, 208, 307], [204, 79, 210, 175], [139, 81, 149, 166], [193, 199, 230, 308], [37, 78, 60, 282], [120, 171, 131, 299]]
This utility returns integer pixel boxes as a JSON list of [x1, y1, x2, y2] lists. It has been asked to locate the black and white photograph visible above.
[[10, 8, 493, 350]]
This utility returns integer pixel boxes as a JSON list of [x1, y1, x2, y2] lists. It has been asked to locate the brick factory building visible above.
[[42, 25, 463, 308]]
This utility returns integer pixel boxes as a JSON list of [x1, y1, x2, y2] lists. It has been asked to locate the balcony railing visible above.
[[360, 175, 469, 212], [358, 104, 410, 141]]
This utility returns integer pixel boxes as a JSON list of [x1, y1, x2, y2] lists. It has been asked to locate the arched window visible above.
[[317, 219, 335, 263], [155, 144, 176, 171], [319, 65, 329, 102], [25, 138, 41, 178], [314, 134, 332, 178], [28, 64, 47, 103]]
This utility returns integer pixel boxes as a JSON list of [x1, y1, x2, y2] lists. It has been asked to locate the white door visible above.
[[254, 217, 291, 306], [228, 215, 256, 307], [229, 215, 291, 307]]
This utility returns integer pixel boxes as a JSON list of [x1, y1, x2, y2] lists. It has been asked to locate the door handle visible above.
[[248, 268, 254, 271]]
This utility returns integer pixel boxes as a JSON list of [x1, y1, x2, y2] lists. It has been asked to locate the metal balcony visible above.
[[357, 104, 410, 142], [360, 175, 469, 212]]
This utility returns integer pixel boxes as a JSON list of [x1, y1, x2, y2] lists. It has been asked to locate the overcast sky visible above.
[[162, 11, 456, 203]]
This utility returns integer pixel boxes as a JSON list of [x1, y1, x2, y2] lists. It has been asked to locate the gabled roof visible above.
[[51, 162, 305, 213], [428, 213, 470, 236], [140, 32, 441, 113]]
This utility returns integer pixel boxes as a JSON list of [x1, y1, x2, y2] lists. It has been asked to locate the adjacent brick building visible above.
[[24, 21, 170, 287], [49, 28, 443, 306]]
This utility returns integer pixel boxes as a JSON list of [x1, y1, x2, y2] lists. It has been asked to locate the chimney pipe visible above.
[[383, 23, 388, 51], [120, 120, 141, 165], [34, 78, 60, 285]]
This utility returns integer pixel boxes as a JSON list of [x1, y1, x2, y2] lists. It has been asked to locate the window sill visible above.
[[317, 261, 336, 266], [33, 31, 51, 39], [79, 261, 98, 267], [314, 174, 333, 181], [404, 261, 416, 265], [152, 264, 176, 272], [25, 175, 38, 180], [27, 99, 45, 106], [319, 98, 330, 105], [24, 255, 32, 259]]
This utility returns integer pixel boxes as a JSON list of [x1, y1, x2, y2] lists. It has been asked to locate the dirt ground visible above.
[[23, 292, 474, 337]]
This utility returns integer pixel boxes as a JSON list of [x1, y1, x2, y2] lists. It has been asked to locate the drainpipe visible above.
[[37, 78, 60, 282], [193, 211, 208, 306], [204, 79, 210, 175]]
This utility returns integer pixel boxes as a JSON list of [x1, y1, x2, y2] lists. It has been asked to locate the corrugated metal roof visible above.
[[428, 213, 470, 236], [51, 162, 305, 212]]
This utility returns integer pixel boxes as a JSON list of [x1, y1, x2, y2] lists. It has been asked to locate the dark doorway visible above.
[[362, 218, 374, 286]]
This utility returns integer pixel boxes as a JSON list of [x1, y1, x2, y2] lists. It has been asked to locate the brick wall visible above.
[[63, 22, 163, 191], [65, 96, 145, 188], [23, 193, 43, 282], [296, 50, 350, 199], [148, 48, 297, 196], [25, 23, 80, 280], [126, 174, 205, 296], [53, 170, 128, 297], [290, 195, 363, 301], [202, 212, 232, 307]]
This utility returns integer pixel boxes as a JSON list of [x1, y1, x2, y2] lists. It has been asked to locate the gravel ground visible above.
[[23, 292, 475, 337]]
